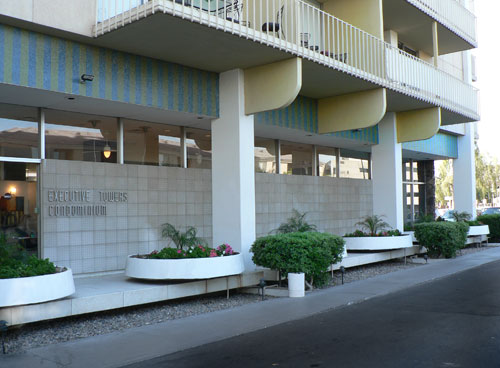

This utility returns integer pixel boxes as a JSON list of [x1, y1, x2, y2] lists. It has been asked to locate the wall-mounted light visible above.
[[81, 74, 95, 83], [9, 186, 17, 195], [103, 143, 112, 159]]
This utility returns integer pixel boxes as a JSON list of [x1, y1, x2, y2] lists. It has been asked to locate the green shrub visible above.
[[0, 233, 57, 279], [344, 229, 402, 237], [251, 232, 344, 287], [0, 256, 56, 279], [273, 209, 317, 234], [466, 220, 482, 227], [476, 214, 500, 242], [414, 222, 469, 258]]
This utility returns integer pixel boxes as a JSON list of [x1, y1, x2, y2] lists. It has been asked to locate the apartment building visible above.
[[0, 0, 478, 275]]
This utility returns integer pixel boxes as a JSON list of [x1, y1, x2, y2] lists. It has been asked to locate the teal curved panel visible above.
[[255, 95, 379, 144], [403, 133, 458, 159]]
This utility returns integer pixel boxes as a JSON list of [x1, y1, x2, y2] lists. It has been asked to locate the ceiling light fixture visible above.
[[103, 143, 112, 159]]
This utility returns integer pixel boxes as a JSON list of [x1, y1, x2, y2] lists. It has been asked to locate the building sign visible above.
[[47, 189, 128, 217]]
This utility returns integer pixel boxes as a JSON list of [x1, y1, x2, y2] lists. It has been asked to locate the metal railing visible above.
[[406, 0, 476, 45], [95, 0, 479, 120]]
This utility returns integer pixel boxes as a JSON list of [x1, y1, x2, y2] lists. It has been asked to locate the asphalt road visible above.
[[123, 261, 500, 368]]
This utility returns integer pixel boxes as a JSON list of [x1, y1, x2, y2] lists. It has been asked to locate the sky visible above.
[[474, 0, 500, 161]]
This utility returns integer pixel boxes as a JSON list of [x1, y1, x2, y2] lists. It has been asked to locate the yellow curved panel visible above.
[[397, 107, 441, 143], [318, 88, 386, 134], [244, 58, 302, 115]]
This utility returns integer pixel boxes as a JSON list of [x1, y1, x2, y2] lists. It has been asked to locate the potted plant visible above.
[[125, 223, 244, 280], [343, 215, 412, 251], [0, 234, 75, 307]]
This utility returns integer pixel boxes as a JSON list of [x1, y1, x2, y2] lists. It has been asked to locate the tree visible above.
[[475, 143, 500, 204], [435, 160, 453, 207]]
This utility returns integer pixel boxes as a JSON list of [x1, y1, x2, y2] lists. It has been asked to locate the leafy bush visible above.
[[0, 233, 56, 279], [466, 220, 482, 227], [414, 222, 469, 258], [161, 223, 206, 250], [344, 229, 402, 237], [251, 232, 344, 287], [147, 244, 236, 259], [476, 214, 500, 242], [273, 209, 317, 234]]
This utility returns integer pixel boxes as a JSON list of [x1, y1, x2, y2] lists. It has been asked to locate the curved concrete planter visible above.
[[125, 253, 245, 280], [344, 234, 413, 251], [403, 231, 417, 243], [468, 225, 490, 237], [0, 268, 75, 308]]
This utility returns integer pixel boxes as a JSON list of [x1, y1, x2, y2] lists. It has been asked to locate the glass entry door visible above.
[[0, 161, 39, 256]]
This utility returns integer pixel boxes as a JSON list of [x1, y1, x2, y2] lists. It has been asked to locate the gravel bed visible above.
[[2, 244, 496, 354], [2, 292, 265, 354]]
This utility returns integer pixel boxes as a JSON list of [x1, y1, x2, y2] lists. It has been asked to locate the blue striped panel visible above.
[[403, 133, 458, 159], [255, 95, 378, 144], [0, 23, 219, 117]]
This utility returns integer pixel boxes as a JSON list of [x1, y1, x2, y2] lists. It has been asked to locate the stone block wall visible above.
[[40, 160, 212, 275], [255, 173, 373, 237]]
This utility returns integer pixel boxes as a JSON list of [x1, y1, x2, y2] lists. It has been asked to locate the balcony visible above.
[[384, 0, 477, 55], [94, 0, 479, 124]]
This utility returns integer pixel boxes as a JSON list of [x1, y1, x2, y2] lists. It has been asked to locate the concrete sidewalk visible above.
[[3, 247, 500, 368]]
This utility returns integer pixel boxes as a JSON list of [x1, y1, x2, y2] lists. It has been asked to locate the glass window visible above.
[[254, 138, 276, 174], [280, 141, 313, 176], [124, 119, 181, 166], [0, 104, 38, 159], [317, 146, 337, 177], [0, 162, 39, 256], [45, 110, 117, 163], [186, 128, 211, 169], [339, 149, 370, 179]]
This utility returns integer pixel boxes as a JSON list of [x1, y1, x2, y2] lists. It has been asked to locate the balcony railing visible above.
[[95, 0, 479, 120], [406, 0, 476, 45]]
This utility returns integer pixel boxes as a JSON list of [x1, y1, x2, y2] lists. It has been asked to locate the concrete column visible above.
[[38, 108, 45, 160], [453, 123, 476, 218], [371, 113, 404, 230], [212, 69, 256, 271], [432, 21, 439, 67], [180, 127, 187, 168], [117, 118, 124, 164]]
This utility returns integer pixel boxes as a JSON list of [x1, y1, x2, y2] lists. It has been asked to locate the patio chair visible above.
[[262, 4, 285, 39]]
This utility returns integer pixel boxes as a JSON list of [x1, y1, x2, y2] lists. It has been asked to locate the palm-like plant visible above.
[[161, 223, 206, 250], [274, 209, 317, 234], [451, 211, 472, 222], [356, 215, 390, 236]]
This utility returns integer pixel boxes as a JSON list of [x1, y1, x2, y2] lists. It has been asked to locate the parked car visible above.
[[481, 207, 500, 216], [441, 210, 456, 222]]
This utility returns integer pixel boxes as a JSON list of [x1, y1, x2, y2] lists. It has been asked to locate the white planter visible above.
[[468, 225, 490, 237], [125, 253, 245, 280], [344, 234, 413, 251], [288, 272, 305, 298], [403, 231, 417, 243], [0, 268, 75, 308]]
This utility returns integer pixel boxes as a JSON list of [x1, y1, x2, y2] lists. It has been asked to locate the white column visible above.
[[371, 113, 404, 231], [38, 108, 45, 160], [212, 69, 256, 271], [453, 123, 476, 217], [117, 118, 124, 164]]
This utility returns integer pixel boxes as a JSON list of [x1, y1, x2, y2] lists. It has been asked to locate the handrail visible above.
[[94, 0, 479, 120], [406, 0, 476, 45]]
